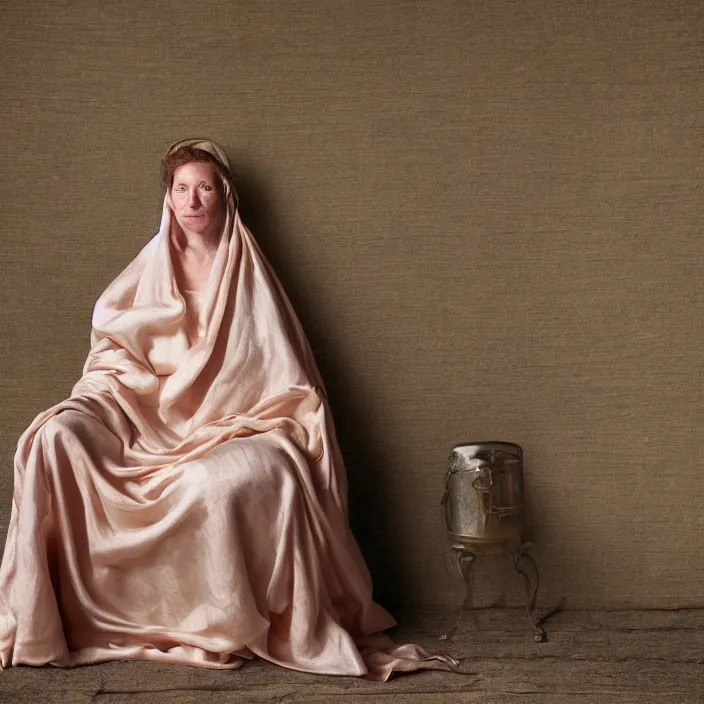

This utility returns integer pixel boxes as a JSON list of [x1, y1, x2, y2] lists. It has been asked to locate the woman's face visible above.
[[169, 161, 225, 239]]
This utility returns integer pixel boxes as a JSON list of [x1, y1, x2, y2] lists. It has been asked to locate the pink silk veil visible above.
[[0, 139, 458, 680]]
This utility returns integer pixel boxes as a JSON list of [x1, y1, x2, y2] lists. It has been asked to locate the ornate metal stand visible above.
[[440, 538, 546, 643]]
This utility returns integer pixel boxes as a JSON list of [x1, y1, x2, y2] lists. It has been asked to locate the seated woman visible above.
[[0, 139, 457, 680]]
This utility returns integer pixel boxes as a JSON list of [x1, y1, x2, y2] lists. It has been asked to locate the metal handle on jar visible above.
[[441, 451, 457, 531], [471, 456, 523, 523]]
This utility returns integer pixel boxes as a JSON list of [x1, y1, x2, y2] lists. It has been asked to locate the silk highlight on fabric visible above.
[[0, 140, 457, 680]]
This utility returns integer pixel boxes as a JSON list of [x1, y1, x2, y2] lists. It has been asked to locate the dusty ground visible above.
[[1, 608, 702, 703]]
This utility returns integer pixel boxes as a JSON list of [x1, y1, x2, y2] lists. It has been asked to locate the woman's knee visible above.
[[41, 409, 94, 438], [200, 435, 299, 501]]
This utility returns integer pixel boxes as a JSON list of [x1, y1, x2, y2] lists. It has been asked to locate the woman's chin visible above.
[[176, 218, 218, 238]]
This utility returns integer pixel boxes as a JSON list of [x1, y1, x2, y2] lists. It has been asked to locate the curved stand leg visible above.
[[440, 549, 477, 641], [512, 547, 547, 642]]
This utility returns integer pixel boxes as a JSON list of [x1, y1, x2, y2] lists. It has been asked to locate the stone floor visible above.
[[1, 608, 703, 703]]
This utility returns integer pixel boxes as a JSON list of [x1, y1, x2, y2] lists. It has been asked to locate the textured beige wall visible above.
[[0, 0, 702, 611]]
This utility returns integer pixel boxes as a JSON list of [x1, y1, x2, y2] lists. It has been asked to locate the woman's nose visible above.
[[187, 190, 201, 208]]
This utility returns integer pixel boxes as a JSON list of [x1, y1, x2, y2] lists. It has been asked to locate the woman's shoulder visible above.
[[92, 233, 160, 316]]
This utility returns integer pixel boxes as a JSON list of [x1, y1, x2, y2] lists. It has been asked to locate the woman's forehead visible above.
[[172, 161, 218, 183]]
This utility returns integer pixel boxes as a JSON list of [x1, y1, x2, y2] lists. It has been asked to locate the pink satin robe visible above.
[[0, 186, 457, 680]]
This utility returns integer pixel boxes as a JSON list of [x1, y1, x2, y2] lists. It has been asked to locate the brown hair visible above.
[[161, 146, 234, 194]]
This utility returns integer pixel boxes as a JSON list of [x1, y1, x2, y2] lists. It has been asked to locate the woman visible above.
[[0, 139, 457, 680]]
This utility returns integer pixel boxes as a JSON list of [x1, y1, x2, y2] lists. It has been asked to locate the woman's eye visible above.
[[200, 185, 213, 192]]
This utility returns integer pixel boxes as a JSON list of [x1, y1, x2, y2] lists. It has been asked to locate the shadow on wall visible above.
[[234, 164, 407, 610]]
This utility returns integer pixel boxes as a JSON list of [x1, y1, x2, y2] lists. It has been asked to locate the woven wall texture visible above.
[[0, 0, 702, 610]]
